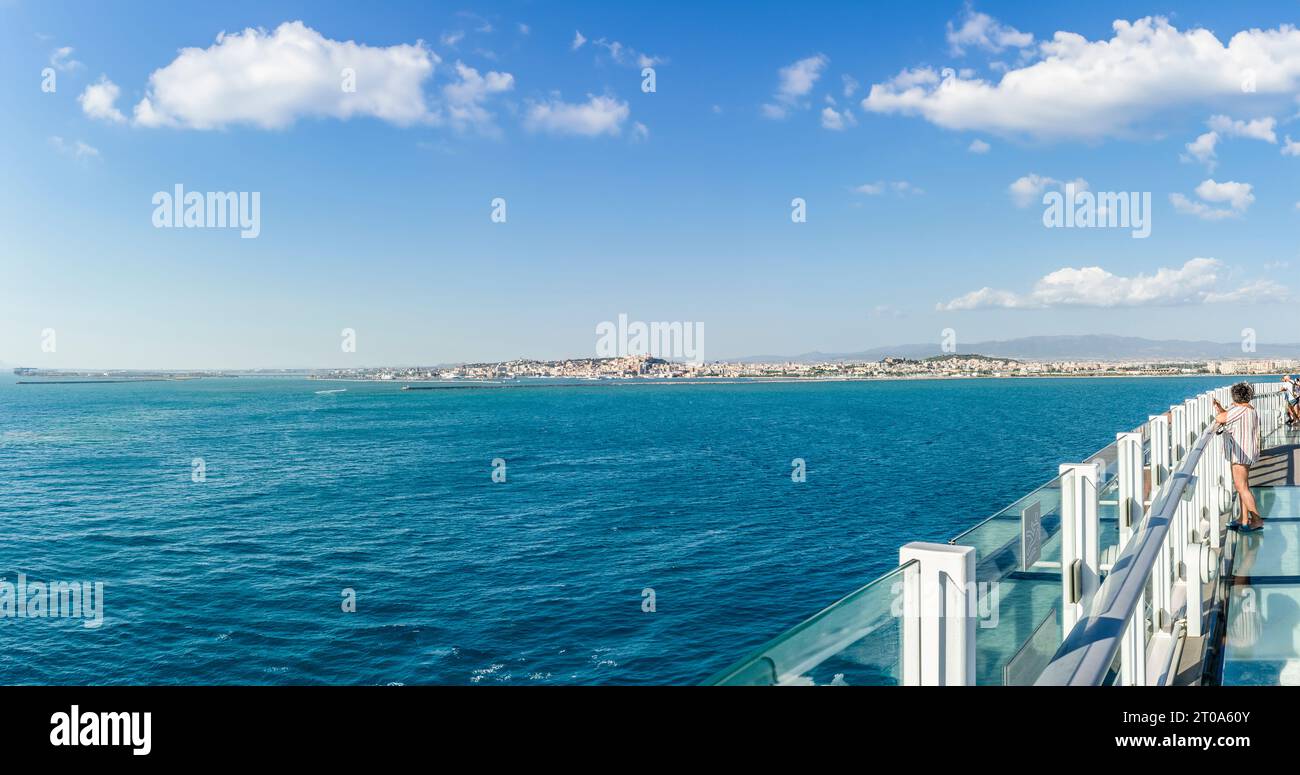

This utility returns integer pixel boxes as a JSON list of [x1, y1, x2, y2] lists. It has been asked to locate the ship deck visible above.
[[1215, 425, 1300, 685], [707, 382, 1295, 687]]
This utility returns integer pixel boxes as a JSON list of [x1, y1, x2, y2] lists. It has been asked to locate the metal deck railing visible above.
[[708, 380, 1288, 686]]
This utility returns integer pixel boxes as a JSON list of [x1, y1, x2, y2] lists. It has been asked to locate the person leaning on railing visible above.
[[1213, 382, 1263, 532], [1281, 374, 1300, 427]]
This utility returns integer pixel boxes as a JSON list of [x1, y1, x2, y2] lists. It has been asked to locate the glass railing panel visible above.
[[956, 474, 1068, 684], [976, 572, 1060, 684], [1087, 441, 1120, 483], [952, 474, 1064, 582], [1097, 476, 1122, 564], [1263, 423, 1295, 450], [1003, 606, 1059, 685], [704, 560, 916, 686]]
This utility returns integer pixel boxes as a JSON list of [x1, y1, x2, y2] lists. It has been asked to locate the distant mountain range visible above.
[[735, 335, 1300, 363]]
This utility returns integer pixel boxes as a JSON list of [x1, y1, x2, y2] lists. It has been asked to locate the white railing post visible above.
[[1205, 394, 1227, 549], [1189, 397, 1203, 542], [1214, 387, 1229, 548], [1059, 462, 1101, 635], [1171, 404, 1188, 467], [899, 542, 976, 686], [1152, 529, 1172, 635], [1147, 413, 1173, 634], [1185, 539, 1208, 638], [1169, 405, 1189, 572], [1117, 432, 1147, 687], [1185, 400, 1201, 546], [901, 558, 921, 686], [1149, 414, 1170, 493], [1116, 432, 1143, 549]]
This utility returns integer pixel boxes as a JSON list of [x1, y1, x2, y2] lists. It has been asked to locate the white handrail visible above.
[[1037, 382, 1284, 686]]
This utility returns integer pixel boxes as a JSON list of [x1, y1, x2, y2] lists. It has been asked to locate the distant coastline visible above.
[[13, 346, 1297, 385], [12, 371, 1279, 389]]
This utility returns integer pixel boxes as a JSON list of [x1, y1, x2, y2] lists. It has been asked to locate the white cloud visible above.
[[778, 54, 827, 101], [946, 4, 1034, 55], [78, 75, 125, 123], [440, 30, 465, 48], [1205, 279, 1290, 304], [821, 106, 856, 130], [1169, 194, 1236, 220], [762, 54, 828, 119], [441, 61, 514, 133], [49, 46, 83, 72], [524, 95, 630, 137], [1283, 135, 1300, 156], [968, 138, 991, 153], [595, 38, 664, 68], [939, 258, 1285, 310], [1180, 115, 1274, 169], [1009, 174, 1053, 206], [48, 135, 99, 159], [1008, 173, 1087, 207], [886, 67, 940, 90], [1182, 131, 1219, 168], [453, 11, 493, 35], [855, 180, 922, 196], [1195, 178, 1254, 209], [865, 17, 1300, 140], [940, 287, 1023, 309], [131, 21, 437, 129], [842, 74, 859, 97], [1206, 114, 1276, 143], [569, 30, 664, 68], [1171, 178, 1254, 220]]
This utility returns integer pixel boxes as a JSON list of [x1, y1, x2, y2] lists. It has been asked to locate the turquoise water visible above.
[[0, 374, 1234, 684]]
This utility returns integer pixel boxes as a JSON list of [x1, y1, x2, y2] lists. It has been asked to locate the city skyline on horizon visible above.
[[8, 1, 1300, 369], [12, 332, 1300, 372]]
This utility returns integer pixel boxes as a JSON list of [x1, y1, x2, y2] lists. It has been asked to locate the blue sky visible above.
[[5, 0, 1300, 368]]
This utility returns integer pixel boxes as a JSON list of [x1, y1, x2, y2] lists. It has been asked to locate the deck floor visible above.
[[1220, 433, 1300, 685]]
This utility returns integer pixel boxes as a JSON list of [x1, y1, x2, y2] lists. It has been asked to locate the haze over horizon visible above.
[[7, 1, 1300, 369]]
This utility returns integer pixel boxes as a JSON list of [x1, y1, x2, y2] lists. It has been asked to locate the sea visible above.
[[0, 373, 1243, 684]]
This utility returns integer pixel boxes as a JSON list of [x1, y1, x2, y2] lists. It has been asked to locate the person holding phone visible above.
[[1214, 382, 1263, 532]]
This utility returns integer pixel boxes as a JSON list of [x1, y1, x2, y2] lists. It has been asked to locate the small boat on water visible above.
[[314, 388, 347, 395]]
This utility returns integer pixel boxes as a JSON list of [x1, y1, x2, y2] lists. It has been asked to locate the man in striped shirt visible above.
[[1214, 382, 1263, 532]]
